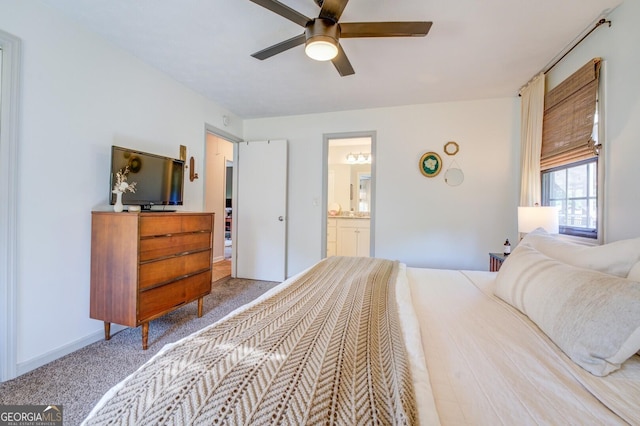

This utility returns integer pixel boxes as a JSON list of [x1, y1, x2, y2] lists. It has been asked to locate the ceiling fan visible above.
[[249, 0, 433, 76]]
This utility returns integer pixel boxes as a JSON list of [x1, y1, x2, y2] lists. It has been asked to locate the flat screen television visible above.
[[110, 145, 185, 210]]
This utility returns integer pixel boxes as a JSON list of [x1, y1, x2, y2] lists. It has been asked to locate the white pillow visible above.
[[495, 244, 640, 376], [627, 262, 640, 282], [520, 228, 640, 277]]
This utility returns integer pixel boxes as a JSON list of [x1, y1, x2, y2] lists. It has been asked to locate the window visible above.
[[542, 158, 597, 239], [540, 58, 601, 240]]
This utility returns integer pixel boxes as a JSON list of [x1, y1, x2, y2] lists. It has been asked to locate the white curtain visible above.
[[519, 73, 545, 206]]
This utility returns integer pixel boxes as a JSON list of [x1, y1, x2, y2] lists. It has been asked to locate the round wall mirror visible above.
[[444, 168, 464, 186]]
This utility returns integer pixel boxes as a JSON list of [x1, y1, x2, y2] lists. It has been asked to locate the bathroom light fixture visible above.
[[346, 152, 371, 164]]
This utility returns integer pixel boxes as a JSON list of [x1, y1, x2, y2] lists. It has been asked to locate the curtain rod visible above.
[[518, 13, 613, 96], [543, 18, 611, 75]]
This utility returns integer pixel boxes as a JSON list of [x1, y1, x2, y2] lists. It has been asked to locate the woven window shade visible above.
[[541, 58, 601, 170]]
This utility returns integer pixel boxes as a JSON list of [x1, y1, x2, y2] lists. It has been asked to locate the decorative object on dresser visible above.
[[90, 211, 214, 349], [111, 167, 137, 213]]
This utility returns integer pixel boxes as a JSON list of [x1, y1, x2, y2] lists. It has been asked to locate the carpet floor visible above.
[[0, 276, 278, 425]]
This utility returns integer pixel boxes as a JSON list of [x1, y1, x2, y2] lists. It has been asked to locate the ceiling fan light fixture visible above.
[[305, 37, 338, 61], [304, 18, 340, 61]]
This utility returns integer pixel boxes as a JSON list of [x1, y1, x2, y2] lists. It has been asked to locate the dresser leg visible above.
[[197, 297, 204, 317], [142, 322, 149, 350], [104, 322, 111, 341]]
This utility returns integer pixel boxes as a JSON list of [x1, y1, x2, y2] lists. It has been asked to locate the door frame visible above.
[[204, 124, 242, 277], [0, 29, 22, 382], [321, 131, 376, 258]]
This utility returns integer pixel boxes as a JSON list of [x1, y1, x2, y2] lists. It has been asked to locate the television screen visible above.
[[110, 145, 185, 208]]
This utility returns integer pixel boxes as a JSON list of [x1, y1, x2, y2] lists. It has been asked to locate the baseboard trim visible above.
[[16, 324, 128, 377], [212, 255, 225, 263]]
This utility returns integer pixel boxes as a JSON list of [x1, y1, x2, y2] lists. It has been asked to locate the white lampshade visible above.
[[305, 38, 338, 61], [518, 206, 559, 234]]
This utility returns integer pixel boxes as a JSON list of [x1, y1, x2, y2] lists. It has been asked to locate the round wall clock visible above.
[[419, 152, 442, 177]]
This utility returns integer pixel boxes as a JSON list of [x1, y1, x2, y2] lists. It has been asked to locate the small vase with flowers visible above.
[[112, 167, 137, 212]]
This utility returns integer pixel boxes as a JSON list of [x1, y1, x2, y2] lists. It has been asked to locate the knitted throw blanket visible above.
[[83, 256, 417, 425]]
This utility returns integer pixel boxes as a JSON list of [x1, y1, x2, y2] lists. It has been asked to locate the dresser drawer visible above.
[[139, 250, 211, 290], [137, 272, 209, 321], [139, 232, 211, 261], [183, 270, 212, 301], [181, 215, 213, 233], [139, 214, 213, 237], [138, 280, 186, 321]]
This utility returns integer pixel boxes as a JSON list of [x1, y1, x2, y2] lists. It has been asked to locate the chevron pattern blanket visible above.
[[83, 256, 417, 425]]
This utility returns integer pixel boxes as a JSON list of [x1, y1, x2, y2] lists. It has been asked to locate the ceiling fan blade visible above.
[[249, 0, 311, 27], [319, 0, 349, 22], [331, 44, 355, 77], [251, 33, 306, 60], [340, 21, 433, 38]]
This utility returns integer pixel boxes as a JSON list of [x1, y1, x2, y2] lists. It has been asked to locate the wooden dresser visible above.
[[90, 211, 214, 349]]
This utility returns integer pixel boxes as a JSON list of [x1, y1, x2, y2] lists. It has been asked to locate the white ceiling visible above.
[[40, 0, 621, 119]]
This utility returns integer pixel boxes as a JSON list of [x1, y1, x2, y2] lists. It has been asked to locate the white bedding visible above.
[[406, 267, 639, 425], [84, 259, 639, 425]]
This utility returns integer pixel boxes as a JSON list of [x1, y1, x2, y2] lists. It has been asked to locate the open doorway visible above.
[[323, 132, 375, 258], [205, 132, 234, 281], [224, 161, 233, 260]]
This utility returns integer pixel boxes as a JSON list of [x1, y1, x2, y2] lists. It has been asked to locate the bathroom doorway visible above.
[[322, 132, 375, 258]]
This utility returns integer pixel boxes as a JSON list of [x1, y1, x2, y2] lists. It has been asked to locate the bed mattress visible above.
[[406, 267, 639, 425]]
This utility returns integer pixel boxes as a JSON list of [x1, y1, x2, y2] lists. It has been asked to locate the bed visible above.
[[82, 229, 640, 425]]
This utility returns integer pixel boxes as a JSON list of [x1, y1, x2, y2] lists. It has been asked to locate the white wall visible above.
[[544, 0, 640, 242], [0, 1, 242, 375], [244, 97, 521, 276]]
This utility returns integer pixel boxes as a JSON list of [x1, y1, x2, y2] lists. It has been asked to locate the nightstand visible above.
[[489, 252, 508, 272]]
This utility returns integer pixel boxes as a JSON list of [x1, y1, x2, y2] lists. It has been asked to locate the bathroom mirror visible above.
[[327, 140, 372, 215]]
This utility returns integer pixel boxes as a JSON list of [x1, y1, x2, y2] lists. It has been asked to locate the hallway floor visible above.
[[212, 259, 231, 282]]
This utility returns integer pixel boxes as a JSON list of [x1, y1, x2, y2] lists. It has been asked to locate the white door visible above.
[[236, 140, 287, 281]]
